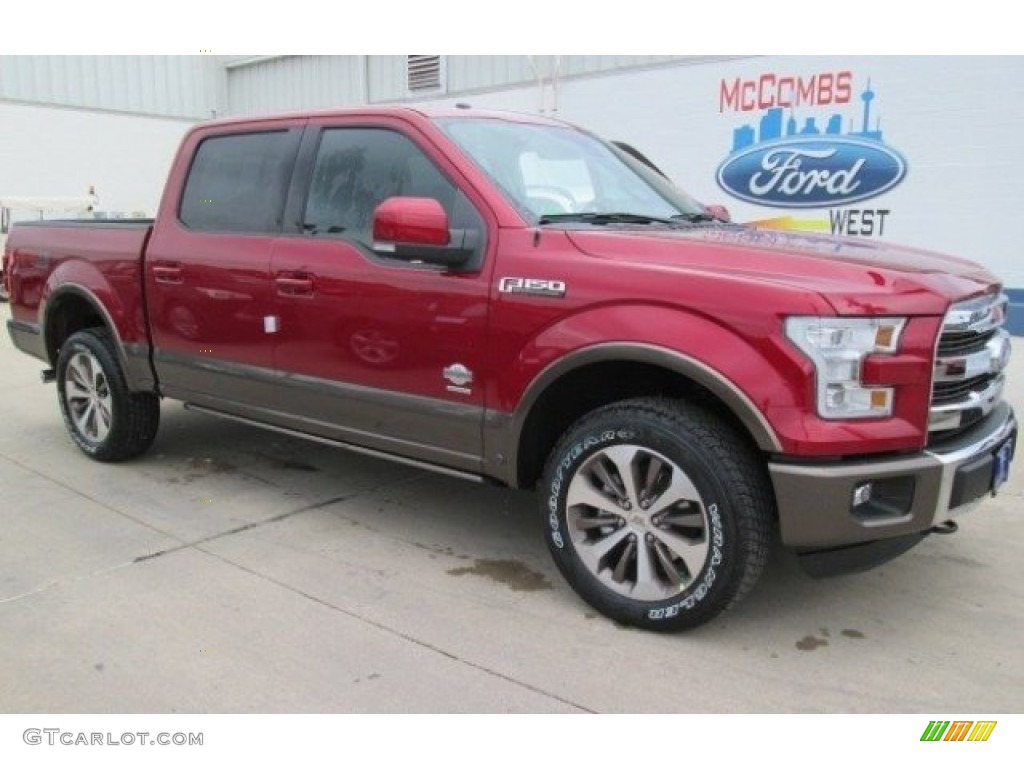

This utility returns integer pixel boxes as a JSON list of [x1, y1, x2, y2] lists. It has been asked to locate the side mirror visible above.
[[372, 197, 476, 267], [373, 196, 450, 246], [705, 204, 731, 223]]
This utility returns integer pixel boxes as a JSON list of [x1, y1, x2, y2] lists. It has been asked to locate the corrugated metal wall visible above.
[[444, 55, 685, 95], [366, 56, 407, 104], [0, 56, 740, 119], [366, 55, 695, 104], [228, 56, 734, 111], [226, 56, 366, 116], [0, 56, 223, 119]]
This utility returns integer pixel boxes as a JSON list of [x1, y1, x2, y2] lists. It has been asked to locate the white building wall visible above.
[[227, 56, 713, 108], [443, 55, 729, 98], [0, 56, 218, 220], [0, 56, 223, 119], [226, 56, 366, 115], [226, 55, 396, 110], [0, 101, 193, 215], [366, 56, 407, 104]]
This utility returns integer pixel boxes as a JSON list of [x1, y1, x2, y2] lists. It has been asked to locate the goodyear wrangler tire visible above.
[[56, 328, 160, 462], [541, 397, 773, 632]]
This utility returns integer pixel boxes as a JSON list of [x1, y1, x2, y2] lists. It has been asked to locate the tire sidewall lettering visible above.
[[547, 422, 731, 621], [648, 502, 724, 620], [548, 428, 634, 549]]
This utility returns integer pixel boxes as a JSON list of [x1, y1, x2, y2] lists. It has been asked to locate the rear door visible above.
[[268, 118, 493, 473], [146, 125, 302, 410]]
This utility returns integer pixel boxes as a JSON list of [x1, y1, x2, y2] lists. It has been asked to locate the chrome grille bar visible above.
[[930, 292, 1011, 433]]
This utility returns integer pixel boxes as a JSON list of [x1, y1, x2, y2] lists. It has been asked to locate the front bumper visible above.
[[770, 401, 1016, 549]]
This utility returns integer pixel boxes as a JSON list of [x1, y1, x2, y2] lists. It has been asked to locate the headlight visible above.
[[785, 316, 907, 419]]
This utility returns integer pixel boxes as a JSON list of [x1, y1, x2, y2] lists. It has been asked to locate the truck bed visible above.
[[5, 218, 155, 368]]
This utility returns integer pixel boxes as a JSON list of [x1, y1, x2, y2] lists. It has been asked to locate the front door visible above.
[[269, 123, 492, 472]]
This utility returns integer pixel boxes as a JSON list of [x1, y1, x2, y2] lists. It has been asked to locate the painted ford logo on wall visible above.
[[716, 137, 908, 209]]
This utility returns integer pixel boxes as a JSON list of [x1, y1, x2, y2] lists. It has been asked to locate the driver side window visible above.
[[303, 128, 457, 244]]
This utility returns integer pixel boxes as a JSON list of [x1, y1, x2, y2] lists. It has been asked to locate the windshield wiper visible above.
[[537, 212, 681, 226], [671, 211, 717, 223]]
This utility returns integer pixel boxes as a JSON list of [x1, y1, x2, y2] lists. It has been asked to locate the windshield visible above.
[[435, 117, 707, 224]]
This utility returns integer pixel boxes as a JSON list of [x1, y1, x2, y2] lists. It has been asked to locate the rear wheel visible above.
[[541, 397, 773, 631], [56, 328, 160, 461]]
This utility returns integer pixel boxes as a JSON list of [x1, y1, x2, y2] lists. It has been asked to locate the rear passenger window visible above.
[[303, 129, 457, 244], [180, 131, 294, 233]]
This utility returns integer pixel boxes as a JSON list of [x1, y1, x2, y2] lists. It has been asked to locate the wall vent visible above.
[[407, 55, 442, 92]]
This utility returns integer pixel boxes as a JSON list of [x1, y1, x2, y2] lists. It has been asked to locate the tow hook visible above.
[[40, 369, 55, 384], [930, 520, 959, 535]]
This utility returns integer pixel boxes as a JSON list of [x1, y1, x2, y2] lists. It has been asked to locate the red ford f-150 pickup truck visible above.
[[3, 107, 1016, 631]]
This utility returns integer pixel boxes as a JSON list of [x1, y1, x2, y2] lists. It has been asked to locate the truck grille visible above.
[[932, 373, 997, 406], [937, 327, 998, 357], [929, 292, 1010, 434]]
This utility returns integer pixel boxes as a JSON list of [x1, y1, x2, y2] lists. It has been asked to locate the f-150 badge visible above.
[[498, 277, 567, 298]]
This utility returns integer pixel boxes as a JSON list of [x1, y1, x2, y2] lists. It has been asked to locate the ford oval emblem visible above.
[[716, 137, 908, 209]]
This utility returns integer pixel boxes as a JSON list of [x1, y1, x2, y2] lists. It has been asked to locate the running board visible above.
[[182, 402, 486, 484]]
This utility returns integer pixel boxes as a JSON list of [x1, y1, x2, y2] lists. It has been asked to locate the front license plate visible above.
[[992, 435, 1016, 494]]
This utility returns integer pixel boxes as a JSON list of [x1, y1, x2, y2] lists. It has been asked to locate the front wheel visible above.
[[56, 328, 160, 462], [540, 398, 773, 632]]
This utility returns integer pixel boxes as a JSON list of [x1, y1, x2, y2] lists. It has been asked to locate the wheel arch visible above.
[[506, 343, 783, 490], [43, 285, 137, 386]]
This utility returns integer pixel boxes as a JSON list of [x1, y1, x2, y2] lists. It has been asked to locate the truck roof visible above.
[[194, 105, 571, 130]]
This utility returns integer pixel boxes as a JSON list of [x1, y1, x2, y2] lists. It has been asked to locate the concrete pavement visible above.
[[1, 304, 1021, 713]]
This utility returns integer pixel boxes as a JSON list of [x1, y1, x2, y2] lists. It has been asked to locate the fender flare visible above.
[[42, 284, 153, 391], [498, 341, 784, 488], [516, 341, 781, 450]]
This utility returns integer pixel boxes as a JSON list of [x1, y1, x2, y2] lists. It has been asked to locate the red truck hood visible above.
[[566, 226, 999, 316]]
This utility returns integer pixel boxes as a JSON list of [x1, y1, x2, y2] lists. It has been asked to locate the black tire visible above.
[[540, 397, 773, 632], [56, 328, 160, 462]]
